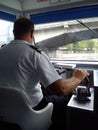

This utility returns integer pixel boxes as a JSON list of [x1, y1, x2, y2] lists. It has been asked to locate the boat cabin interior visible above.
[[0, 0, 98, 130]]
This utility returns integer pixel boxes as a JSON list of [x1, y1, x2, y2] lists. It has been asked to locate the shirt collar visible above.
[[10, 40, 30, 45]]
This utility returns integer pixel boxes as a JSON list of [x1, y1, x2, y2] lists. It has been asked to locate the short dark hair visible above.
[[13, 17, 34, 37]]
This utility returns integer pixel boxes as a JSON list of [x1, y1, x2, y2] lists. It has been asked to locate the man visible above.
[[0, 17, 89, 129]]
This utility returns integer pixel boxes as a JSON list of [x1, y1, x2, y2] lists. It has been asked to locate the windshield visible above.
[[34, 17, 98, 61]]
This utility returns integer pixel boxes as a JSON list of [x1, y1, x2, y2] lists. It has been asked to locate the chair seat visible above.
[[0, 86, 53, 130]]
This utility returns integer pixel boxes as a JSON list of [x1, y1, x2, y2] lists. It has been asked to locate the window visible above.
[[0, 19, 13, 47], [34, 17, 98, 61]]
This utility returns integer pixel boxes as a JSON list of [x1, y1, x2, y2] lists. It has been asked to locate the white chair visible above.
[[0, 86, 53, 130]]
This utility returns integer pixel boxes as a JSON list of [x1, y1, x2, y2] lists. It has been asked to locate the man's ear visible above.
[[31, 30, 33, 38], [13, 30, 15, 36]]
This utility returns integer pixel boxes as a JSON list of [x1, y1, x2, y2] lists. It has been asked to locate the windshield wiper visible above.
[[77, 20, 98, 36]]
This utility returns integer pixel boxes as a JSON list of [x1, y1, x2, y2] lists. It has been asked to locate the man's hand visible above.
[[73, 69, 89, 82]]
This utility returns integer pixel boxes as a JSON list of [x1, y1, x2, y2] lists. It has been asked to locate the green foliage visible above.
[[64, 39, 98, 52]]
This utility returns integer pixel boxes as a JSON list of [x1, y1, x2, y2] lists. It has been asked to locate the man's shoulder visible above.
[[26, 44, 41, 54], [29, 45, 41, 53]]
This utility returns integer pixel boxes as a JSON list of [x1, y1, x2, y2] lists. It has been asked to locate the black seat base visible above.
[[0, 121, 21, 130]]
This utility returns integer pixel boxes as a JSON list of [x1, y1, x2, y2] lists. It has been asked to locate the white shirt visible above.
[[0, 40, 61, 107]]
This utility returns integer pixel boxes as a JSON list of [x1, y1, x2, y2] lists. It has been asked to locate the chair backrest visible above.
[[0, 86, 53, 130]]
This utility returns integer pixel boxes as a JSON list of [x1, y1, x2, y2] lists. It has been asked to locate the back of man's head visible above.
[[13, 17, 34, 38]]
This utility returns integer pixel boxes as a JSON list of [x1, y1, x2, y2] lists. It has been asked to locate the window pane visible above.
[[0, 19, 13, 47], [35, 17, 98, 61]]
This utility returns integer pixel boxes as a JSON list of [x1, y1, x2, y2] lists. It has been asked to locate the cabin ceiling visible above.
[[0, 0, 98, 15]]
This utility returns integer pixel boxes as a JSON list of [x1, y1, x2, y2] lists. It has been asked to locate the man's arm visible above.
[[46, 70, 89, 95]]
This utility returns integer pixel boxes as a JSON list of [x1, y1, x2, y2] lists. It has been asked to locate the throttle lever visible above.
[[73, 76, 91, 102], [84, 76, 91, 97]]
